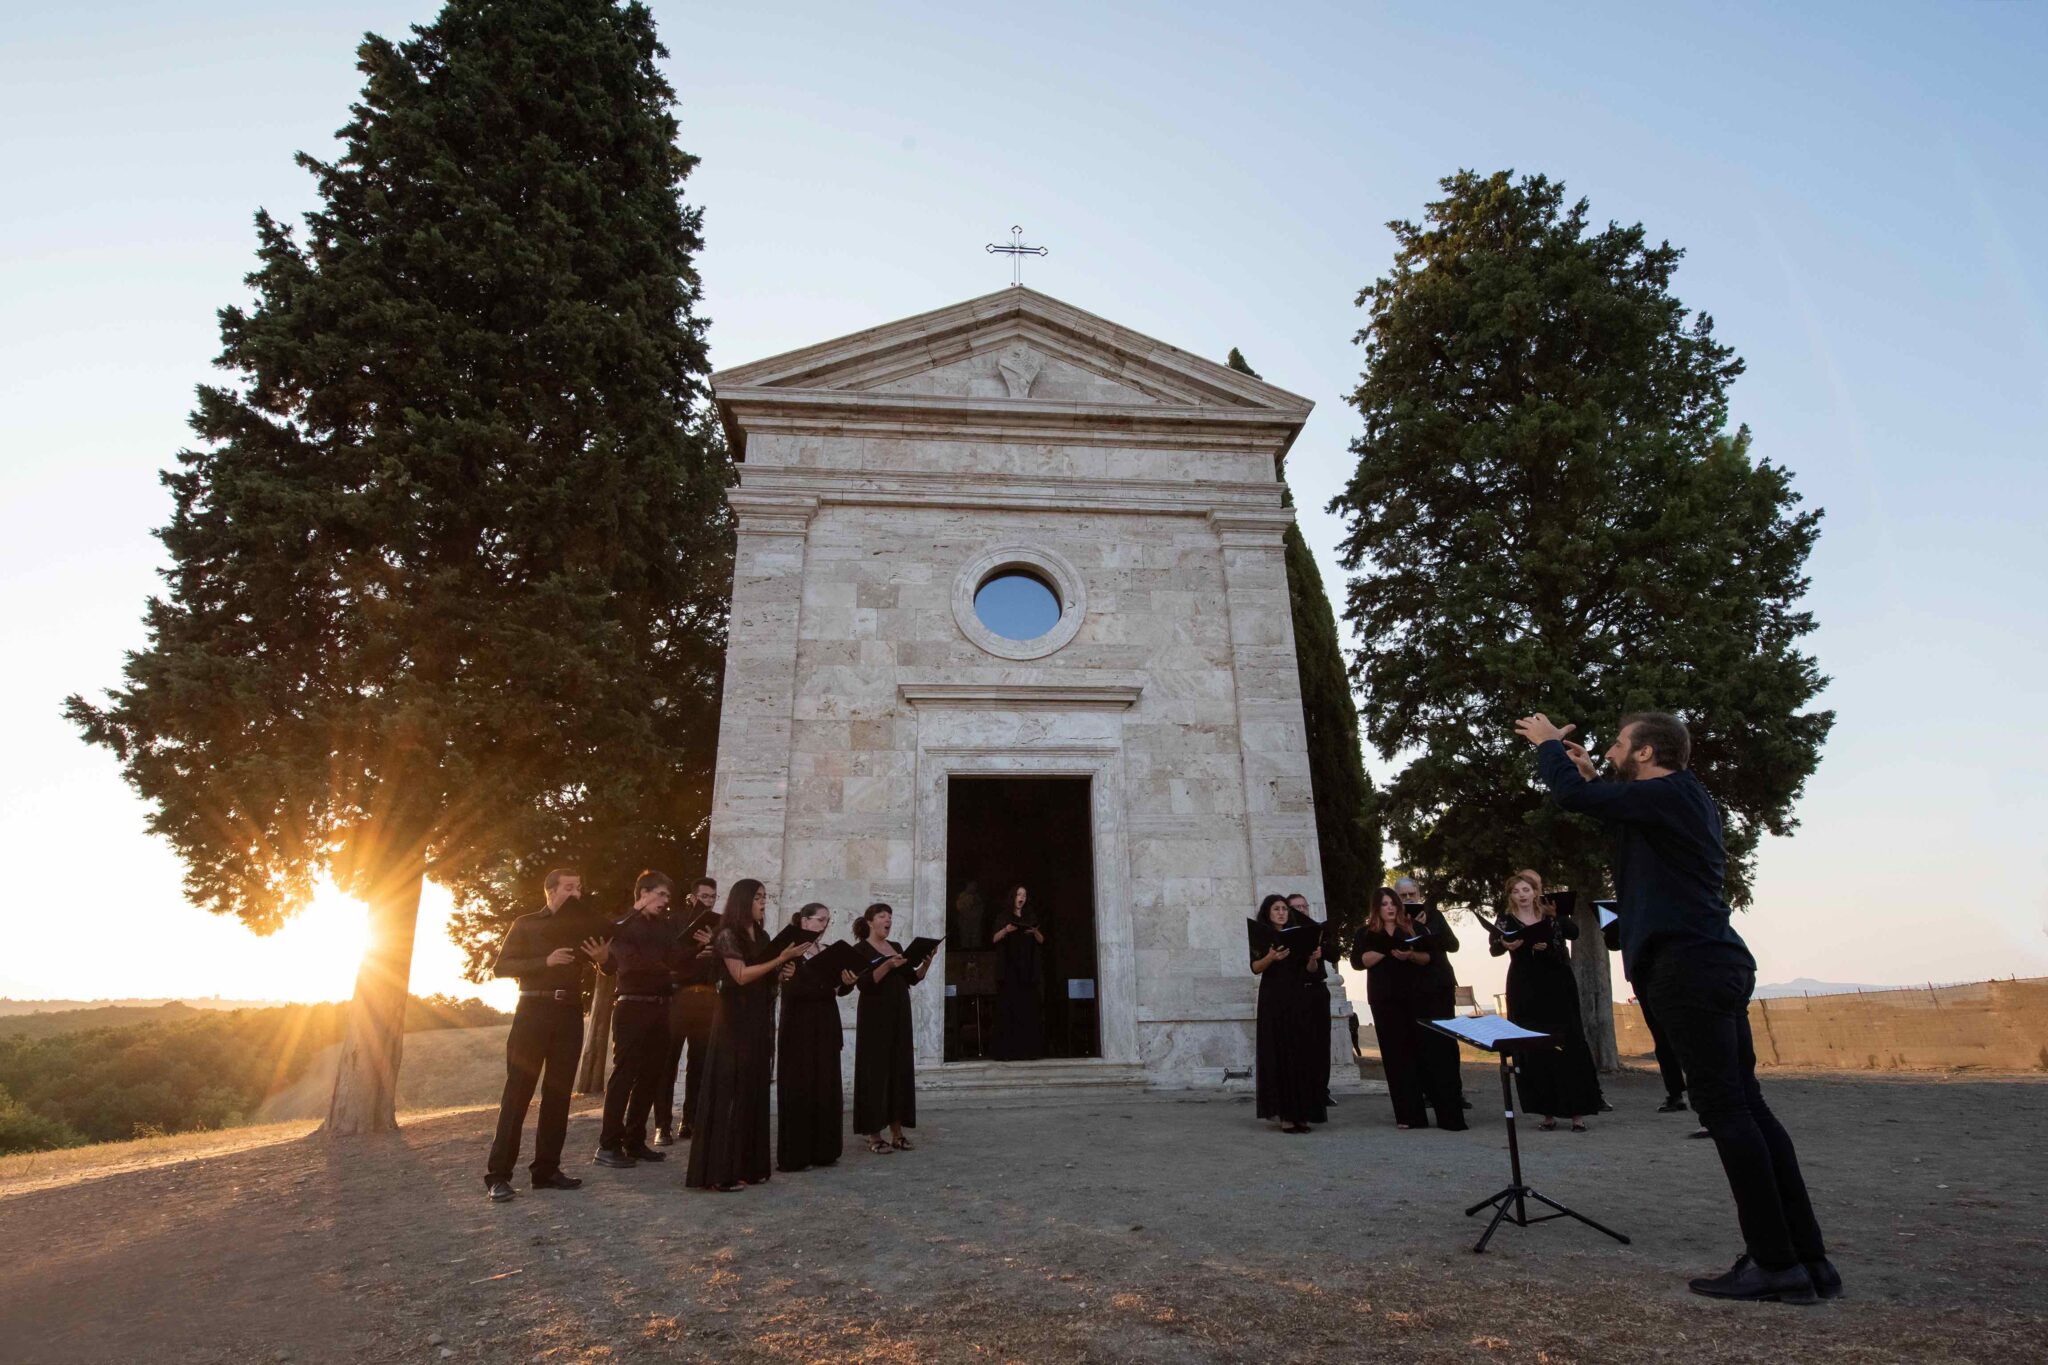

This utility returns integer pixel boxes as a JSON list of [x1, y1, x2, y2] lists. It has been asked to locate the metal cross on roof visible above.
[[985, 225, 1048, 287]]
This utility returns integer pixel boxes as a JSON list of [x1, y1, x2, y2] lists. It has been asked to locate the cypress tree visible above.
[[66, 0, 728, 1133], [1329, 171, 1831, 1064], [1228, 348, 1383, 943]]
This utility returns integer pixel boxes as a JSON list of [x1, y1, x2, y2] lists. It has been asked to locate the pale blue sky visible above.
[[3, 2, 2044, 1008]]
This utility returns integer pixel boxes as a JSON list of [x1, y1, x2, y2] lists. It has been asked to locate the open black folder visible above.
[[1246, 918, 1322, 959], [802, 939, 869, 983], [767, 921, 823, 953]]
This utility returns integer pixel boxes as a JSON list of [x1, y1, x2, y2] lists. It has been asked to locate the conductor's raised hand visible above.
[[580, 935, 613, 963], [1514, 713, 1575, 746], [1560, 739, 1597, 781]]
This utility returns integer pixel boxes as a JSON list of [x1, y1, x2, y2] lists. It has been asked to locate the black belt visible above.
[[616, 993, 671, 1004], [519, 989, 576, 1002]]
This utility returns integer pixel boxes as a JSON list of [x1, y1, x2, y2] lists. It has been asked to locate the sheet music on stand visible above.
[[1425, 1016, 1550, 1050]]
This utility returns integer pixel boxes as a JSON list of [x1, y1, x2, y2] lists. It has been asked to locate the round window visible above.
[[973, 570, 1062, 642]]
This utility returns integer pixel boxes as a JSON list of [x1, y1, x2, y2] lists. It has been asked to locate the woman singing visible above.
[[1490, 870, 1602, 1131], [1250, 893, 1326, 1134], [685, 880, 809, 1191], [990, 884, 1046, 1061], [776, 902, 858, 1173], [852, 903, 927, 1154], [1351, 888, 1464, 1130]]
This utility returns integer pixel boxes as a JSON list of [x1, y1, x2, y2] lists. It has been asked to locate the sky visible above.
[[3, 1, 2045, 1014]]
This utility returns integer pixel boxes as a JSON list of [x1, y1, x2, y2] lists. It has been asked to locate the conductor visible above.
[[1516, 710, 1839, 1305]]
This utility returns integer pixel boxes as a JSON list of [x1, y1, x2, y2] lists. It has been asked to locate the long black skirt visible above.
[[777, 994, 844, 1171], [852, 974, 916, 1133], [1507, 953, 1603, 1119], [1254, 973, 1327, 1124], [686, 990, 773, 1188]]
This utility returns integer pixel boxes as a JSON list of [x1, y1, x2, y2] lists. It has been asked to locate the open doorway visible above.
[[942, 775, 1098, 1061]]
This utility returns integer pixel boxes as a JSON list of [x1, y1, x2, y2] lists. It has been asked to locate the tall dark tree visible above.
[[66, 0, 729, 1134], [1228, 348, 1382, 944], [1329, 171, 1831, 1064]]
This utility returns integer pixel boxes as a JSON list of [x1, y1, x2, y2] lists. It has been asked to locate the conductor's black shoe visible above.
[[592, 1147, 638, 1169], [1688, 1255, 1817, 1304], [1657, 1095, 1689, 1113], [1803, 1256, 1843, 1300], [652, 1126, 674, 1147], [531, 1171, 583, 1191], [486, 1179, 515, 1203], [624, 1143, 667, 1162]]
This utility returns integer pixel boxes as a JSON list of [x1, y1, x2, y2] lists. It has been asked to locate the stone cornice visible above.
[[726, 489, 818, 535], [1207, 507, 1299, 545], [897, 681, 1144, 711], [736, 465, 1286, 517]]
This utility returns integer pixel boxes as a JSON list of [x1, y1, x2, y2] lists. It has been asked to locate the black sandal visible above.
[[891, 1135, 915, 1151], [1570, 1121, 1588, 1132], [1538, 1119, 1558, 1132], [868, 1138, 894, 1154]]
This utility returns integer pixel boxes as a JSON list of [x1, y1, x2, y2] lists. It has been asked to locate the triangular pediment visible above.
[[711, 287, 1313, 415]]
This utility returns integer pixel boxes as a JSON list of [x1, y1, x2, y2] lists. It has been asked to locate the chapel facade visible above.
[[705, 287, 1351, 1087]]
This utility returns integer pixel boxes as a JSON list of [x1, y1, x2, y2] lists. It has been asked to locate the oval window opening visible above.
[[973, 570, 1062, 641]]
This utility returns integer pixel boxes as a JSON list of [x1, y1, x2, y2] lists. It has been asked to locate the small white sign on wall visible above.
[[1067, 978, 1095, 1000]]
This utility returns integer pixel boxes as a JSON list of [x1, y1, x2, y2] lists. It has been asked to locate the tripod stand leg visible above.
[[1525, 1188, 1631, 1245], [1472, 1191, 1518, 1253], [1464, 1184, 1518, 1219]]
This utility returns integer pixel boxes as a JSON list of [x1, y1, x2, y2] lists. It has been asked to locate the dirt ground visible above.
[[1, 1067, 2042, 1365]]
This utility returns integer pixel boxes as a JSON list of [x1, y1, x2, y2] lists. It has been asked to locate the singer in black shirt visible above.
[[483, 869, 608, 1201], [592, 871, 693, 1167]]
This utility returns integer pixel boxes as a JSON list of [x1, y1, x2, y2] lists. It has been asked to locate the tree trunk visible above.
[[1569, 878, 1620, 1072], [322, 870, 424, 1136], [575, 970, 614, 1095]]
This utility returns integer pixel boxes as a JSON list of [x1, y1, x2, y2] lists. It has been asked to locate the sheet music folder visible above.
[[1422, 1016, 1554, 1053]]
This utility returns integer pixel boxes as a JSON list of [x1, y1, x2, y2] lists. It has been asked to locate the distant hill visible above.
[[0, 998, 283, 1018], [1755, 978, 1893, 999], [0, 1003, 209, 1041]]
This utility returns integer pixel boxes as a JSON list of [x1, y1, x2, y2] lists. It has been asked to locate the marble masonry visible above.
[[704, 286, 1356, 1088]]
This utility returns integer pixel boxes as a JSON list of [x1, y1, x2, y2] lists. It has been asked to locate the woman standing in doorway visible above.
[[853, 903, 927, 1154], [685, 880, 809, 1191], [990, 884, 1046, 1060], [1250, 893, 1326, 1134], [776, 902, 858, 1173], [1490, 869, 1602, 1131]]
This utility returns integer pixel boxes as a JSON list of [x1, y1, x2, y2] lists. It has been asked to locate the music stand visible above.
[[1422, 1017, 1631, 1254]]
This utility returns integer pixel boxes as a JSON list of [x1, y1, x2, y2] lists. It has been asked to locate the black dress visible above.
[[1356, 928, 1432, 1127], [852, 940, 917, 1134], [991, 918, 1045, 1061], [1252, 922, 1328, 1125], [777, 950, 852, 1172], [1493, 914, 1603, 1118], [685, 926, 776, 1189]]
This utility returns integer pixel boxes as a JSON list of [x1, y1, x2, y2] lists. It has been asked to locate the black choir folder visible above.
[[899, 937, 942, 971], [767, 922, 823, 953], [805, 940, 869, 982], [1246, 918, 1322, 958]]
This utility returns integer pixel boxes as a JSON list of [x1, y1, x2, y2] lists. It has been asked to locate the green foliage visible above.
[[1330, 170, 1832, 911], [65, 0, 730, 941], [1229, 348, 1383, 937], [0, 996, 505, 1152]]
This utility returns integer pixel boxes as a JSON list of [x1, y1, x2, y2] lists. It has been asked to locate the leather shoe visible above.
[[531, 1171, 583, 1191], [486, 1179, 515, 1203], [592, 1147, 638, 1169], [677, 1123, 693, 1140], [1804, 1256, 1843, 1300], [1657, 1096, 1689, 1113], [1688, 1254, 1817, 1304], [624, 1144, 667, 1162], [652, 1126, 674, 1147]]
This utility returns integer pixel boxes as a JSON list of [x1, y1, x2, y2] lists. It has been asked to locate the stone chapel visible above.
[[704, 287, 1353, 1089]]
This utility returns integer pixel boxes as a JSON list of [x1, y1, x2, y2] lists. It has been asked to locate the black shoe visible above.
[[1657, 1096, 1689, 1113], [1460, 1098, 1473, 1110], [486, 1179, 515, 1203], [1688, 1254, 1817, 1304], [1804, 1256, 1843, 1300], [1598, 1100, 1615, 1113], [531, 1171, 583, 1190], [624, 1144, 667, 1163], [652, 1126, 674, 1147], [1688, 1126, 1712, 1139], [677, 1123, 694, 1140], [592, 1147, 638, 1169]]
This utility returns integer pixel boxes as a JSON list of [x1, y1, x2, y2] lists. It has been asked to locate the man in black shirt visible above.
[[483, 868, 609, 1202], [592, 870, 687, 1168], [1519, 710, 1837, 1304], [650, 876, 718, 1146]]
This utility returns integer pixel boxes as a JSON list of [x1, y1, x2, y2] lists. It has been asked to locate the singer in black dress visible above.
[[686, 881, 809, 1192], [777, 903, 858, 1172], [1250, 894, 1326, 1133], [852, 904, 927, 1152], [1352, 889, 1433, 1129], [990, 884, 1047, 1061], [1490, 870, 1602, 1129]]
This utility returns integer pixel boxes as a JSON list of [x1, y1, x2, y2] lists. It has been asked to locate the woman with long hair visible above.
[[1350, 887, 1464, 1130], [685, 879, 808, 1191], [1250, 893, 1326, 1134], [852, 903, 927, 1153], [1489, 869, 1601, 1131], [990, 883, 1046, 1061], [776, 902, 858, 1173]]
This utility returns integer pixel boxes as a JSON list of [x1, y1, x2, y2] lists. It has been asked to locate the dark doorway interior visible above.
[[943, 776, 1098, 1061]]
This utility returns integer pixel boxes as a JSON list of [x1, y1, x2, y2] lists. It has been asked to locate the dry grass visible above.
[[0, 1119, 322, 1196]]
